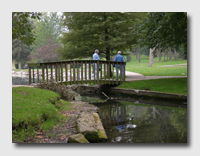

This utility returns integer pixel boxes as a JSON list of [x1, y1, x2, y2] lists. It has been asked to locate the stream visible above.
[[78, 93, 187, 143], [12, 76, 187, 143]]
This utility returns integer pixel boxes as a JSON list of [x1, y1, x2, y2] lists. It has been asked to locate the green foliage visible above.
[[29, 12, 65, 63], [12, 39, 32, 68], [31, 12, 64, 52], [12, 12, 42, 45], [12, 87, 71, 142], [59, 12, 145, 60], [117, 78, 187, 95], [139, 12, 187, 57]]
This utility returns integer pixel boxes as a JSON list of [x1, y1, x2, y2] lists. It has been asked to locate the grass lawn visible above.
[[125, 55, 187, 76], [117, 78, 187, 95], [12, 87, 72, 142]]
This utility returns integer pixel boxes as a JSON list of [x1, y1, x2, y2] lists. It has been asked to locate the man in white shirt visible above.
[[92, 49, 100, 78]]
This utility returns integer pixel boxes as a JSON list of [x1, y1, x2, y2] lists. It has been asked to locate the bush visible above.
[[37, 80, 75, 101]]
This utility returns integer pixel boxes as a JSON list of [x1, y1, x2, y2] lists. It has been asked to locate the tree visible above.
[[31, 12, 65, 53], [28, 38, 60, 63], [139, 12, 187, 58], [59, 12, 143, 61], [12, 12, 42, 45], [12, 39, 32, 69]]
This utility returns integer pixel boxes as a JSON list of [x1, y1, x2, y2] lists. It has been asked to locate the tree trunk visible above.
[[174, 48, 177, 61], [104, 14, 112, 78], [169, 48, 172, 61], [149, 47, 155, 66]]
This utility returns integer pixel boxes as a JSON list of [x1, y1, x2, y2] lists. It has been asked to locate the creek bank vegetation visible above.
[[12, 81, 107, 143]]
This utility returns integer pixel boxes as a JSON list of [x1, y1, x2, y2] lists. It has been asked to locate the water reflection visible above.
[[94, 100, 187, 143]]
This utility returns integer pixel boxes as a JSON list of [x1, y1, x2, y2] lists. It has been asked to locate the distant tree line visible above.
[[12, 12, 187, 69]]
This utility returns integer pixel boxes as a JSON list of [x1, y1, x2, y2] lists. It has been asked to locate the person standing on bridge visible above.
[[114, 51, 124, 80], [92, 49, 100, 79]]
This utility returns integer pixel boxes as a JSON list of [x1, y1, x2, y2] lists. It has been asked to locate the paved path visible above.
[[125, 71, 187, 81], [12, 71, 187, 87]]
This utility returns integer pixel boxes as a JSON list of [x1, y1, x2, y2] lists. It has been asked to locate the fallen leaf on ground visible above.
[[37, 132, 42, 135]]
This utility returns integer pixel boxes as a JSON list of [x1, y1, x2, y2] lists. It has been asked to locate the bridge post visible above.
[[42, 63, 45, 81], [97, 60, 99, 84], [72, 61, 75, 83], [123, 62, 125, 82], [104, 63, 106, 84], [32, 66, 35, 83], [46, 64, 48, 82], [51, 63, 53, 81], [65, 63, 68, 84], [89, 61, 91, 83], [61, 62, 63, 83], [29, 66, 31, 85]]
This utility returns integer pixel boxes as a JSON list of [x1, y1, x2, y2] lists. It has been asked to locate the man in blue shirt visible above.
[[114, 51, 124, 80], [92, 49, 100, 78]]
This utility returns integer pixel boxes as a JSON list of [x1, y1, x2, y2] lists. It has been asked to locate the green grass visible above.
[[12, 87, 72, 142], [125, 55, 187, 76], [117, 78, 187, 95]]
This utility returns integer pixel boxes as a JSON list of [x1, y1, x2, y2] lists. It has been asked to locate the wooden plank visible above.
[[37, 66, 39, 83], [89, 61, 91, 84], [70, 61, 72, 85], [46, 64, 48, 82], [104, 63, 106, 84], [81, 61, 83, 84], [29, 66, 31, 85], [73, 61, 75, 83], [97, 60, 99, 84], [77, 61, 79, 83], [42, 64, 45, 81], [108, 62, 110, 85], [123, 62, 125, 82], [33, 67, 35, 83], [85, 61, 87, 82], [58, 64, 60, 82], [61, 62, 63, 83], [112, 62, 114, 85], [51, 64, 53, 81], [100, 61, 102, 84], [66, 63, 68, 84], [55, 63, 57, 82]]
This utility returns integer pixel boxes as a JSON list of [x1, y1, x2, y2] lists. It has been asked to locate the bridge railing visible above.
[[27, 60, 126, 85]]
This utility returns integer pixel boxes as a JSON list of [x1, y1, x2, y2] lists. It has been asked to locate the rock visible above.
[[93, 112, 108, 141], [77, 112, 99, 142], [68, 134, 89, 143], [76, 111, 107, 142]]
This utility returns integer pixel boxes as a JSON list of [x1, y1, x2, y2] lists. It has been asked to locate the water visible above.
[[12, 76, 29, 85], [80, 96, 187, 143], [12, 77, 187, 143]]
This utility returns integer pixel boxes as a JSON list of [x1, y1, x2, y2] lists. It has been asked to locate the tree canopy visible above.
[[59, 12, 145, 60], [139, 12, 187, 57], [12, 12, 42, 45]]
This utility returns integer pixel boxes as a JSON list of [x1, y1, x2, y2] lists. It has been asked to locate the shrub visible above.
[[37, 80, 75, 101]]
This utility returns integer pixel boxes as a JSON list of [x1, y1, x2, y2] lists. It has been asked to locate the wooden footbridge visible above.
[[28, 60, 126, 85]]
